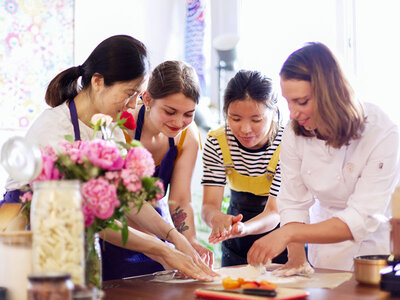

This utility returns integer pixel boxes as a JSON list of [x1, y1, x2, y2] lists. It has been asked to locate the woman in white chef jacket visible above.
[[247, 42, 400, 272]]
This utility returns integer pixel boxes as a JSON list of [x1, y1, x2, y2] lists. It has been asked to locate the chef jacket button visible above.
[[337, 176, 341, 180], [307, 170, 311, 174]]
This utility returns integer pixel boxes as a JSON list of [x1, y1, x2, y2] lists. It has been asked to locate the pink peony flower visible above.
[[121, 169, 142, 193], [124, 147, 155, 177], [154, 180, 165, 201], [20, 191, 33, 203], [23, 112, 165, 240], [82, 177, 120, 220], [104, 170, 122, 185], [80, 140, 124, 170], [41, 145, 58, 161], [82, 204, 95, 227], [58, 140, 86, 163], [33, 150, 61, 182]]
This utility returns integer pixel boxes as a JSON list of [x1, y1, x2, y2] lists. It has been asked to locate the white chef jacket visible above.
[[278, 103, 400, 271]]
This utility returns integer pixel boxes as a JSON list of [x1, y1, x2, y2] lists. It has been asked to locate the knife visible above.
[[200, 288, 277, 298], [123, 270, 178, 281]]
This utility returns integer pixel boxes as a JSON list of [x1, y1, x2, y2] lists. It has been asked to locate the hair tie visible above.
[[77, 65, 83, 76]]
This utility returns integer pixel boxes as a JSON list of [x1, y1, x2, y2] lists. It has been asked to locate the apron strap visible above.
[[68, 99, 81, 141], [176, 128, 188, 160], [266, 144, 281, 173], [208, 126, 233, 167], [177, 128, 187, 148], [134, 105, 145, 140]]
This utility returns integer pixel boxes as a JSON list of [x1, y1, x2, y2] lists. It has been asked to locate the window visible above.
[[236, 0, 400, 125]]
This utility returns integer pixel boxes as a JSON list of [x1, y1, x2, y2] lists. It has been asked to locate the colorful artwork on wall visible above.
[[185, 0, 206, 93], [0, 0, 74, 130]]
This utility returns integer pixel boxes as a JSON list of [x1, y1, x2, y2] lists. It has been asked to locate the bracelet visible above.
[[165, 227, 176, 240]]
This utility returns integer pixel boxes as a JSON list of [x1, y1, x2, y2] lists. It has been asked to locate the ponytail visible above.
[[45, 66, 81, 107]]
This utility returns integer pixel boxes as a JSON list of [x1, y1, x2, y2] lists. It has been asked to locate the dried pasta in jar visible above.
[[31, 180, 85, 286]]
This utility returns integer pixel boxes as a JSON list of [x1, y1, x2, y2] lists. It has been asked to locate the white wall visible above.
[[74, 0, 186, 69]]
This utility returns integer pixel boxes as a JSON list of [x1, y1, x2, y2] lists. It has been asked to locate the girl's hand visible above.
[[208, 213, 243, 244], [209, 221, 247, 243]]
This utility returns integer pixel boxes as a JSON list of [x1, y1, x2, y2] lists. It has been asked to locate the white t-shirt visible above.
[[278, 102, 400, 270], [5, 102, 125, 190]]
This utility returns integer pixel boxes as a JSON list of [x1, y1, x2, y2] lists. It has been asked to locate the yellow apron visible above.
[[208, 126, 280, 196]]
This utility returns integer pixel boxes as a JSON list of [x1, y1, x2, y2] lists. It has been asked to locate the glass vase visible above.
[[85, 225, 102, 289]]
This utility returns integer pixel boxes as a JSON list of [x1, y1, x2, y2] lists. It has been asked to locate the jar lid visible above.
[[28, 271, 71, 282], [0, 136, 42, 185]]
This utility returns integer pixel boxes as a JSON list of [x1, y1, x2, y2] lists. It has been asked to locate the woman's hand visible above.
[[190, 239, 214, 268], [272, 243, 314, 276], [208, 213, 243, 244], [273, 260, 314, 276], [160, 247, 219, 281], [247, 227, 289, 266], [168, 227, 219, 278]]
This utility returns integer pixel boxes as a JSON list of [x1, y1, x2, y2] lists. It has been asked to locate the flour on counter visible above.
[[215, 264, 267, 280], [151, 264, 352, 289]]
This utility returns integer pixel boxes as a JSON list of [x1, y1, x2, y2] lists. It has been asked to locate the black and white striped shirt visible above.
[[201, 125, 284, 197]]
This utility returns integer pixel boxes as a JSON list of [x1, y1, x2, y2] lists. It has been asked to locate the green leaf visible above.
[[107, 223, 121, 231], [130, 140, 142, 148], [121, 216, 129, 246], [117, 141, 133, 151], [64, 135, 74, 143]]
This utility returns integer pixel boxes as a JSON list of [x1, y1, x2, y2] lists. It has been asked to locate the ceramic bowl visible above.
[[354, 254, 389, 285]]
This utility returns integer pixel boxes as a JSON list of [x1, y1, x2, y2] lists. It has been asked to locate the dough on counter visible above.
[[215, 264, 266, 280]]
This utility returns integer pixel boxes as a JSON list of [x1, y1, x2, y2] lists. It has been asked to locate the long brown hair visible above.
[[280, 42, 364, 148], [147, 60, 200, 104]]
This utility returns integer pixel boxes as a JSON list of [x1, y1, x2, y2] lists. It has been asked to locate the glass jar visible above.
[[31, 180, 85, 286], [0, 231, 32, 300], [27, 272, 74, 300]]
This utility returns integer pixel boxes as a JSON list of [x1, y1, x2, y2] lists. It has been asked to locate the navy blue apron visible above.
[[134, 105, 177, 193], [134, 105, 178, 224], [221, 190, 288, 267]]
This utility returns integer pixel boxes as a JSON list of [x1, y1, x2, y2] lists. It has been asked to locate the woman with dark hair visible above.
[[247, 42, 400, 272], [4, 35, 147, 203], [2, 35, 216, 282], [201, 70, 288, 267], [122, 60, 215, 274]]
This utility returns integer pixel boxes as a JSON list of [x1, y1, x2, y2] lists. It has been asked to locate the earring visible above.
[[145, 106, 150, 112]]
